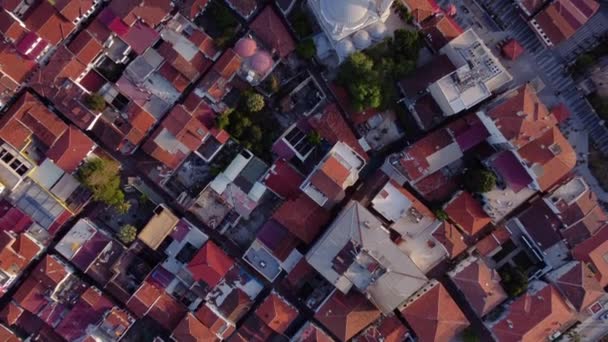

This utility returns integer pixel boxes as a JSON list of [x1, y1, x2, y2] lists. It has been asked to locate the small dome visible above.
[[368, 22, 387, 39], [250, 51, 273, 74], [353, 30, 371, 49], [336, 38, 355, 57], [235, 38, 257, 57]]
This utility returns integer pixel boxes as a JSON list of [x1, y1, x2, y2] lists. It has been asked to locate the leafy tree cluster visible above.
[[296, 38, 317, 60], [337, 29, 422, 112], [499, 266, 528, 298], [464, 168, 497, 193], [433, 208, 449, 221], [78, 157, 127, 210], [289, 8, 313, 38], [84, 93, 106, 112], [118, 224, 137, 245], [200, 1, 238, 48], [392, 1, 414, 23]]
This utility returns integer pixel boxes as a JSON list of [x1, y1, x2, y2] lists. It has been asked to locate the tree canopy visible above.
[[118, 224, 137, 245], [78, 157, 125, 208], [464, 168, 497, 193], [245, 93, 265, 113], [84, 93, 107, 112], [296, 38, 317, 60]]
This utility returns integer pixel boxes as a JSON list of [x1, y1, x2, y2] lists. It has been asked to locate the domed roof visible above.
[[368, 22, 387, 39], [336, 38, 355, 57], [353, 30, 371, 49], [235, 38, 257, 57], [250, 51, 273, 74], [320, 0, 372, 27]]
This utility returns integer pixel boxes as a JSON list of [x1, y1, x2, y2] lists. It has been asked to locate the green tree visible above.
[[500, 267, 528, 297], [462, 327, 480, 342], [216, 112, 230, 130], [84, 93, 106, 112], [249, 125, 263, 142], [392, 29, 421, 61], [246, 93, 265, 113], [78, 157, 125, 208], [296, 38, 316, 59], [118, 224, 137, 245], [338, 52, 375, 85], [434, 208, 449, 221], [350, 82, 382, 112], [464, 168, 497, 193], [307, 131, 322, 145], [573, 53, 596, 75]]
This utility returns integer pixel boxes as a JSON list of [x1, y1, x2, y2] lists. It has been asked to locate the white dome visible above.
[[368, 22, 387, 39], [336, 38, 355, 57], [320, 0, 372, 27], [353, 30, 371, 49]]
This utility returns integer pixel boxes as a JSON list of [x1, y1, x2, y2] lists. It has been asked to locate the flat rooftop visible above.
[[243, 240, 282, 281]]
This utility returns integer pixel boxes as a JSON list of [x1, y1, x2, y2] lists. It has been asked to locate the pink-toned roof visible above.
[[187, 241, 234, 288], [444, 191, 492, 237], [451, 258, 508, 317], [250, 6, 295, 58], [534, 0, 600, 45], [308, 104, 369, 161], [255, 292, 298, 334], [501, 39, 524, 60], [400, 283, 469, 342], [272, 193, 331, 244], [553, 261, 605, 312], [572, 226, 608, 287], [518, 126, 576, 191], [46, 126, 95, 173], [492, 284, 575, 342], [315, 290, 381, 342], [234, 38, 257, 58]]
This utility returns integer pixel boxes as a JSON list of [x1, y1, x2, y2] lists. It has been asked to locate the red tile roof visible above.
[[475, 225, 512, 256], [190, 29, 218, 59], [518, 126, 576, 191], [181, 0, 209, 19], [46, 126, 95, 173], [12, 277, 48, 314], [501, 39, 524, 60], [552, 261, 605, 312], [142, 105, 209, 169], [492, 284, 575, 342], [213, 49, 241, 79], [534, 0, 600, 45], [421, 13, 463, 51], [356, 315, 410, 342], [294, 322, 334, 342], [67, 28, 103, 65], [272, 193, 331, 244], [0, 10, 26, 42], [308, 104, 369, 161], [216, 287, 252, 323], [572, 226, 608, 287], [402, 0, 440, 23], [0, 92, 67, 150], [0, 40, 35, 84], [444, 191, 492, 237], [24, 1, 75, 45], [194, 304, 236, 339], [109, 0, 172, 27], [314, 290, 381, 342], [551, 103, 571, 123], [451, 258, 508, 317], [0, 302, 24, 326], [263, 159, 304, 199], [432, 221, 468, 258], [172, 313, 218, 342], [126, 281, 162, 318], [400, 282, 469, 342], [255, 292, 298, 334], [148, 292, 187, 331], [228, 314, 274, 342], [187, 241, 234, 288], [51, 0, 95, 23], [0, 201, 33, 234], [397, 127, 454, 182], [250, 6, 295, 58], [0, 324, 19, 342], [31, 255, 68, 288], [488, 84, 557, 149]]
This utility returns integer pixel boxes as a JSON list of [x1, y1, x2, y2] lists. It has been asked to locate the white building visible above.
[[308, 0, 393, 61], [428, 29, 512, 116]]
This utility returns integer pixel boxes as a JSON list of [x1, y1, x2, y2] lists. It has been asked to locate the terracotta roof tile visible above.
[[172, 313, 218, 342], [194, 304, 236, 339], [0, 302, 24, 326], [31, 255, 68, 288], [46, 126, 95, 173], [400, 282, 469, 342], [67, 29, 103, 65], [534, 0, 600, 45], [501, 39, 524, 60], [0, 10, 26, 42], [421, 13, 463, 51], [552, 261, 605, 312], [397, 128, 454, 182], [250, 6, 295, 57], [181, 0, 209, 19], [24, 1, 75, 45], [315, 290, 381, 342], [255, 292, 298, 333], [262, 159, 304, 199], [272, 193, 331, 244], [294, 322, 334, 342], [0, 324, 19, 342], [432, 221, 467, 258], [0, 40, 35, 84], [402, 0, 440, 23], [190, 29, 217, 59], [572, 226, 608, 287], [126, 281, 162, 318], [491, 284, 575, 342], [445, 191, 492, 237], [148, 292, 187, 331], [187, 241, 234, 288], [213, 49, 241, 79], [308, 104, 369, 161], [518, 126, 576, 191], [451, 258, 508, 317], [0, 92, 67, 150], [228, 315, 274, 342], [51, 0, 95, 22], [109, 0, 172, 27], [475, 225, 512, 256], [356, 315, 409, 342]]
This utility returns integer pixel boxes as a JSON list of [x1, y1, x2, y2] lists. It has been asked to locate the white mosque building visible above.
[[308, 0, 394, 62]]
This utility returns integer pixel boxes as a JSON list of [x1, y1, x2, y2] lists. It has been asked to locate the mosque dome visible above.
[[250, 51, 273, 74], [368, 22, 388, 39], [235, 38, 257, 57], [353, 30, 371, 49], [320, 0, 372, 28], [336, 38, 355, 57]]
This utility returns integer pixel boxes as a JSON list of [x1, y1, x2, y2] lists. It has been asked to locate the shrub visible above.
[[434, 208, 449, 221], [307, 131, 322, 145], [245, 93, 265, 113], [84, 93, 106, 112], [118, 224, 137, 245]]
